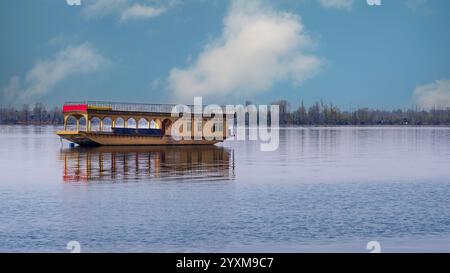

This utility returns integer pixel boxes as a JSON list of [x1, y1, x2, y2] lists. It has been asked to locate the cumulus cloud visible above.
[[318, 0, 354, 10], [82, 0, 176, 22], [121, 4, 168, 22], [82, 0, 128, 18], [413, 80, 450, 109], [167, 0, 322, 101], [2, 43, 107, 102]]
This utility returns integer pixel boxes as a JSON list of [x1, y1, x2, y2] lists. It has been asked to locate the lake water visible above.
[[1, 125, 450, 252]]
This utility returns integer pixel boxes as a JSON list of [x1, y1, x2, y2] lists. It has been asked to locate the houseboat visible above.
[[56, 101, 232, 146]]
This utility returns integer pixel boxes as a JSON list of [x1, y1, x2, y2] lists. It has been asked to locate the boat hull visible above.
[[56, 131, 222, 146]]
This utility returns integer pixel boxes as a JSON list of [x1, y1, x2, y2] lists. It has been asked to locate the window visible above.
[[186, 120, 192, 132], [197, 120, 202, 132], [214, 118, 223, 132]]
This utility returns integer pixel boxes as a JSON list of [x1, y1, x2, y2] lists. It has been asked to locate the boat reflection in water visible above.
[[60, 146, 234, 182]]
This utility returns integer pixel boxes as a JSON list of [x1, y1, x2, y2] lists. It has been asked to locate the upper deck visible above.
[[63, 101, 234, 116], [63, 101, 191, 115]]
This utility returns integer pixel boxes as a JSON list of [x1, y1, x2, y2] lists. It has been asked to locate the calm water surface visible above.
[[1, 125, 450, 252]]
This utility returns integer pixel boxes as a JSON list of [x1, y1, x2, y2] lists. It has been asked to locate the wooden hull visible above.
[[56, 131, 222, 146]]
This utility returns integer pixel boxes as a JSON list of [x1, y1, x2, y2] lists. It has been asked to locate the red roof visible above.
[[62, 104, 88, 113]]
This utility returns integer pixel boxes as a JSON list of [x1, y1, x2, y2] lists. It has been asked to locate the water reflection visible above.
[[60, 146, 235, 182]]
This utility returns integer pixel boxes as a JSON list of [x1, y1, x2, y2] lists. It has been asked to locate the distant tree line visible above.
[[1, 101, 450, 126], [0, 103, 64, 125], [261, 100, 450, 126]]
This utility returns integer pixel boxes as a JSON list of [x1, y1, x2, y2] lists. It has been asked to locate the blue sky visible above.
[[1, 0, 450, 109]]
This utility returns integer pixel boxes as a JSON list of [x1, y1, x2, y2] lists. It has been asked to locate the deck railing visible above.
[[64, 101, 234, 114]]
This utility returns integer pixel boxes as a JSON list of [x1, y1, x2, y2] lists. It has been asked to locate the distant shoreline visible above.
[[2, 101, 450, 126], [1, 124, 450, 127]]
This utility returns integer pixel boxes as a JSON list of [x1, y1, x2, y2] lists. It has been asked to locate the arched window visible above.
[[150, 119, 161, 129], [66, 115, 77, 131], [162, 119, 173, 135], [186, 119, 192, 133], [103, 117, 112, 132], [79, 116, 87, 131], [115, 117, 125, 128], [127, 118, 137, 128], [90, 117, 101, 131], [138, 118, 148, 129], [214, 117, 223, 132]]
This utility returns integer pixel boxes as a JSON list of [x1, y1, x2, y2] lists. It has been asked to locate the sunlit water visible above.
[[1, 125, 450, 252]]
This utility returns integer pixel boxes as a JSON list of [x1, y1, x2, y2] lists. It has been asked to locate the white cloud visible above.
[[413, 80, 450, 109], [82, 0, 176, 22], [406, 0, 427, 11], [120, 4, 168, 22], [2, 43, 107, 102], [318, 0, 354, 10], [82, 0, 128, 19], [405, 0, 431, 14], [167, 0, 322, 101]]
